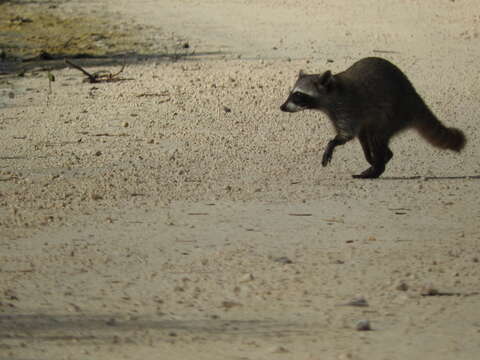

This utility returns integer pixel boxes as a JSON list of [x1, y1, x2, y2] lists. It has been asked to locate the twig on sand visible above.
[[46, 69, 55, 106], [372, 49, 400, 54], [64, 58, 127, 83]]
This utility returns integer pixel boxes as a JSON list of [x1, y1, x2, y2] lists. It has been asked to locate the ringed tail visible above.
[[414, 108, 466, 152]]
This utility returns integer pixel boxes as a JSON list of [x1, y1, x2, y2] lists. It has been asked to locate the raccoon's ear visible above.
[[298, 70, 306, 78], [316, 71, 334, 91], [319, 70, 333, 85]]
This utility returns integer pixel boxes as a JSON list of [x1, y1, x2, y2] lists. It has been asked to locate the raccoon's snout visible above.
[[280, 101, 301, 113], [280, 101, 299, 113]]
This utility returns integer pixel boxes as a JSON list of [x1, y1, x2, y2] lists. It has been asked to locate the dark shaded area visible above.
[[0, 313, 316, 343], [0, 0, 223, 77], [0, 50, 223, 77], [380, 175, 480, 181], [0, 1, 60, 4]]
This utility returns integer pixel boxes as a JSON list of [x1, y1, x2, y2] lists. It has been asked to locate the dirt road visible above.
[[1, 1, 480, 359]]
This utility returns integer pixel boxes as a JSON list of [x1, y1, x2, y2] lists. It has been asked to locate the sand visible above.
[[1, 1, 480, 359]]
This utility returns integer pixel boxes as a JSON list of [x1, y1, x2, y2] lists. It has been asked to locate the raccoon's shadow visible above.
[[380, 175, 480, 181]]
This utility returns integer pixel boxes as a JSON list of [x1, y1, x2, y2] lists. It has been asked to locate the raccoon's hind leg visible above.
[[353, 132, 393, 179], [358, 130, 374, 165], [322, 134, 354, 167]]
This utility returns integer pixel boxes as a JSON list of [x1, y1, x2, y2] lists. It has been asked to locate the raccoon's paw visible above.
[[321, 151, 332, 167], [352, 166, 384, 179]]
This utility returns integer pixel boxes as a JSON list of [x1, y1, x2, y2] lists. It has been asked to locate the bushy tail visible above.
[[415, 110, 466, 152]]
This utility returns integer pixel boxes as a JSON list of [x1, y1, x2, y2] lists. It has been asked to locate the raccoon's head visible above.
[[280, 70, 334, 113]]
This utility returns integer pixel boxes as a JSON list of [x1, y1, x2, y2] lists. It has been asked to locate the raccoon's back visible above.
[[341, 57, 417, 101], [338, 58, 424, 125], [337, 58, 466, 151]]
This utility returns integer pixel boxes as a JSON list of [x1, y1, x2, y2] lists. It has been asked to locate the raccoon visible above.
[[280, 57, 466, 178]]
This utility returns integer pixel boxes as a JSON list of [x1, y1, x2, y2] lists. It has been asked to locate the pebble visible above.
[[4, 289, 19, 301], [355, 319, 371, 331], [91, 193, 103, 201], [106, 318, 117, 326], [420, 283, 439, 296], [395, 280, 409, 291], [221, 300, 242, 310], [344, 296, 369, 307], [67, 303, 81, 312], [270, 345, 289, 353], [239, 273, 254, 283], [122, 121, 129, 128], [273, 256, 293, 264]]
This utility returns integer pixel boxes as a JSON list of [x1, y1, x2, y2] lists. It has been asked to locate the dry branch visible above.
[[65, 58, 127, 83]]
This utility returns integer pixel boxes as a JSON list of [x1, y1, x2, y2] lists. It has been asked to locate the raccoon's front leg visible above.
[[322, 134, 353, 167]]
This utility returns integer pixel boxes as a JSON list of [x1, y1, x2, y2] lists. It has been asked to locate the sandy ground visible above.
[[1, 1, 480, 359]]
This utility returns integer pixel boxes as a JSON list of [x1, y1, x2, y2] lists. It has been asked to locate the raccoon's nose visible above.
[[280, 103, 288, 112]]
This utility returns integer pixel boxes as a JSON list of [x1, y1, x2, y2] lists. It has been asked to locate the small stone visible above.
[[355, 319, 371, 331], [91, 193, 103, 201], [147, 139, 154, 144], [223, 106, 231, 113], [239, 273, 254, 283], [106, 318, 117, 326], [68, 303, 81, 312], [420, 283, 439, 296], [345, 296, 369, 307], [270, 345, 289, 353], [122, 121, 129, 128], [4, 289, 19, 301], [273, 256, 293, 264], [221, 301, 242, 310], [94, 150, 102, 156], [395, 280, 409, 291]]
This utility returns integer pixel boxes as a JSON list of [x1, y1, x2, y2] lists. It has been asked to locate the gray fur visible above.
[[280, 57, 466, 178]]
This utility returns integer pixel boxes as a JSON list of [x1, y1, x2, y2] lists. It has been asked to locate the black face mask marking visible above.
[[291, 92, 315, 108]]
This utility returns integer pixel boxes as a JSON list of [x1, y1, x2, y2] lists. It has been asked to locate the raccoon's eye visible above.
[[291, 92, 314, 107]]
